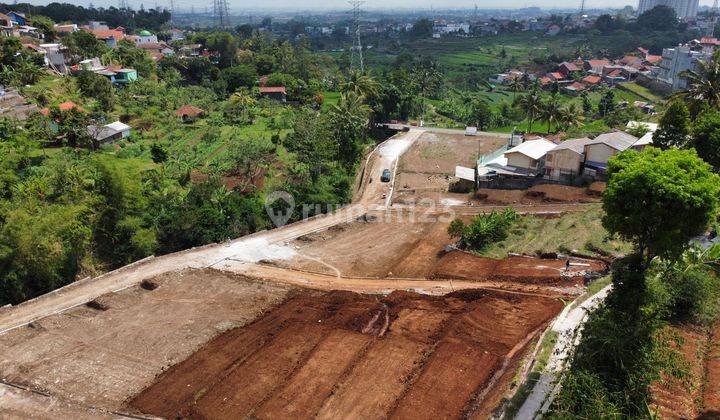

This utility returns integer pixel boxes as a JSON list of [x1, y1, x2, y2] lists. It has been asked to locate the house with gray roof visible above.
[[544, 137, 593, 180], [583, 132, 637, 174]]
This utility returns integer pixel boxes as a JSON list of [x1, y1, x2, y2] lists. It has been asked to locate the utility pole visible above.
[[349, 0, 364, 72]]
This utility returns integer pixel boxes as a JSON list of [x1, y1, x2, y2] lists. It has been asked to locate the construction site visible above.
[[0, 129, 613, 419]]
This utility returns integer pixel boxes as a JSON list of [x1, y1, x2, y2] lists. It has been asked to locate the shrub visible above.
[[447, 208, 517, 251]]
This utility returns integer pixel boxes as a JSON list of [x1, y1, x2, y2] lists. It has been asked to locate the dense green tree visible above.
[[29, 15, 56, 42], [598, 90, 615, 117], [63, 30, 108, 60], [691, 111, 720, 170], [76, 70, 115, 112], [637, 6, 677, 31], [408, 18, 433, 38], [653, 101, 690, 149], [602, 147, 720, 264], [219, 64, 258, 93], [104, 40, 155, 77]]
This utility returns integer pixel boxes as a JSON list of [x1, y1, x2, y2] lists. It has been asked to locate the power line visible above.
[[213, 0, 230, 28], [349, 0, 364, 72]]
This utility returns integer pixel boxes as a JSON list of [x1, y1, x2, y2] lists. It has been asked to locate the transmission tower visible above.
[[213, 0, 230, 28], [169, 0, 175, 24], [579, 0, 586, 14], [349, 0, 365, 72]]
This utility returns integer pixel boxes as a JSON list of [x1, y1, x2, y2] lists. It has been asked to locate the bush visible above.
[[448, 208, 517, 251]]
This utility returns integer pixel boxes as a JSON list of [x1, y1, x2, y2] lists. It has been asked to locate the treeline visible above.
[[0, 2, 170, 31], [587, 6, 699, 56], [0, 29, 381, 306]]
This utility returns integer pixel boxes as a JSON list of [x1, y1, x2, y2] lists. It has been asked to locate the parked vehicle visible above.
[[381, 169, 391, 182]]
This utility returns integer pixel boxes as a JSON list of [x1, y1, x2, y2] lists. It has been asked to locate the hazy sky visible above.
[[19, 0, 717, 13]]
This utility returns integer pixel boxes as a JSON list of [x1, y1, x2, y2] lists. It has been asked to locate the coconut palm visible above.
[[339, 70, 380, 103], [508, 76, 524, 101], [540, 93, 562, 133], [516, 88, 543, 133], [558, 103, 585, 132], [673, 50, 720, 114]]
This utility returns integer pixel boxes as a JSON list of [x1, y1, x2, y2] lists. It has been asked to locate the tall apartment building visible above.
[[637, 0, 698, 18], [655, 45, 707, 90]]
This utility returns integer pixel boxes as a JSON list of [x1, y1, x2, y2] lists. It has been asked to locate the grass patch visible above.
[[480, 204, 632, 258]]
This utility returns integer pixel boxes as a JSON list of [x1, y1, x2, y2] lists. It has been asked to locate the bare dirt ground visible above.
[[651, 320, 720, 420], [393, 132, 506, 204], [276, 216, 452, 278], [431, 250, 607, 286], [476, 184, 603, 205], [127, 288, 564, 419], [650, 325, 707, 419], [0, 270, 292, 411], [701, 321, 720, 418]]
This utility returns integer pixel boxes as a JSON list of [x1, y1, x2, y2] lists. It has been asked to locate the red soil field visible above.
[[476, 184, 601, 205], [431, 250, 607, 286], [127, 288, 563, 419], [700, 321, 720, 418]]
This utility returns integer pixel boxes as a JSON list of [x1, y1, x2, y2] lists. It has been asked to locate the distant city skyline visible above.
[[12, 0, 717, 13]]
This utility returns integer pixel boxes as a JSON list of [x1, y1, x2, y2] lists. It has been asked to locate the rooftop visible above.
[[505, 138, 556, 160], [588, 131, 637, 151]]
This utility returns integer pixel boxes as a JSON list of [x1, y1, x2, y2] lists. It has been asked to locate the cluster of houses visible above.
[[492, 35, 720, 96], [0, 10, 43, 38], [491, 49, 663, 96], [456, 121, 657, 189]]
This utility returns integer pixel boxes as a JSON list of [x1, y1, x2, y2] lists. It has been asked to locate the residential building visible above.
[[655, 44, 708, 90], [632, 132, 655, 150], [259, 86, 287, 102], [6, 11, 26, 26], [585, 59, 610, 74], [175, 105, 205, 122], [637, 0, 698, 18], [53, 23, 78, 35], [87, 28, 126, 48], [558, 61, 581, 77], [581, 75, 602, 87], [544, 137, 593, 179], [583, 132, 637, 174], [563, 81, 587, 95], [503, 138, 557, 175], [87, 121, 131, 143], [0, 13, 12, 36]]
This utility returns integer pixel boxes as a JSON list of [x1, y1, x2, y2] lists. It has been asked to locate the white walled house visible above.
[[503, 138, 557, 175]]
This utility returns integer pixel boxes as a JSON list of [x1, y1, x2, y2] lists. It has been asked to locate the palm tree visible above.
[[509, 76, 524, 101], [516, 88, 543, 133], [339, 70, 380, 103], [558, 103, 584, 132], [673, 50, 720, 114], [540, 93, 562, 133]]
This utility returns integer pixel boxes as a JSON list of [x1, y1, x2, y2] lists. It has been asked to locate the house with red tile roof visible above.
[[585, 59, 610, 74], [562, 81, 586, 95], [581, 75, 602, 86], [259, 86, 287, 101], [558, 61, 581, 76]]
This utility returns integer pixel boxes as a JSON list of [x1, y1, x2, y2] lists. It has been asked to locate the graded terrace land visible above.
[[393, 131, 507, 204], [127, 288, 564, 419], [0, 270, 293, 411]]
